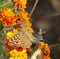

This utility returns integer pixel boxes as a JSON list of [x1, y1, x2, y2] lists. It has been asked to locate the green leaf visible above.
[[0, 0, 12, 9]]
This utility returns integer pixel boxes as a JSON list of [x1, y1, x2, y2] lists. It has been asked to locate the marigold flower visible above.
[[42, 53, 51, 59], [0, 8, 16, 27], [5, 29, 18, 41], [12, 29, 19, 34], [36, 42, 51, 59], [6, 31, 14, 41], [18, 11, 34, 33], [18, 11, 30, 21], [12, 0, 27, 10], [37, 42, 50, 54], [9, 49, 27, 59]]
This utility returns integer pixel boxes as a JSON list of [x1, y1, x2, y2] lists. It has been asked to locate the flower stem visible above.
[[49, 43, 60, 48], [30, 0, 39, 17]]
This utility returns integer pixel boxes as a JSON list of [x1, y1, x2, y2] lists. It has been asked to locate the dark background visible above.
[[27, 0, 60, 59], [27, 0, 60, 45]]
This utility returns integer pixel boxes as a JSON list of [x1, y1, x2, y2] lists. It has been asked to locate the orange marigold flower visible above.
[[9, 49, 27, 59], [42, 54, 51, 59], [18, 11, 34, 33], [37, 42, 50, 54], [36, 42, 51, 59], [18, 11, 30, 21], [0, 8, 16, 27], [12, 0, 27, 10]]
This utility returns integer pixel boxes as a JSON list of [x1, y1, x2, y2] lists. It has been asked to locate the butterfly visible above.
[[8, 20, 34, 48]]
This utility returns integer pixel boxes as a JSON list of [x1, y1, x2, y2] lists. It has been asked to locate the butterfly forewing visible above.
[[8, 20, 34, 48]]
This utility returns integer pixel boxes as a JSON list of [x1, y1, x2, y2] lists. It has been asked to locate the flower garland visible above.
[[3, 0, 34, 58], [0, 0, 51, 59]]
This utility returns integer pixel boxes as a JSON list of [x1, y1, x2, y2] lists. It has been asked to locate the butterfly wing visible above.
[[8, 20, 34, 48]]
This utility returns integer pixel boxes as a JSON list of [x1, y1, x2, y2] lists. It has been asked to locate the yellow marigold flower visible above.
[[6, 29, 18, 41], [29, 28, 34, 33], [9, 57, 14, 59], [9, 49, 27, 59], [0, 8, 16, 27], [12, 0, 27, 10], [13, 29, 19, 34], [9, 57, 20, 59], [6, 31, 14, 41]]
